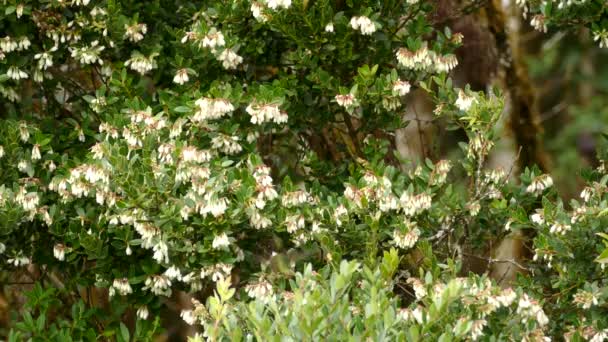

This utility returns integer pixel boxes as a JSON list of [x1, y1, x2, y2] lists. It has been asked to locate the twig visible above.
[[462, 252, 529, 271], [2, 281, 36, 285]]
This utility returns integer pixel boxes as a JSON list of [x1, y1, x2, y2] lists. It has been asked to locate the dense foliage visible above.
[[1, 0, 608, 341]]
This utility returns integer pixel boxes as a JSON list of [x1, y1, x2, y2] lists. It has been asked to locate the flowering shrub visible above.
[[188, 250, 550, 341], [1, 0, 608, 340], [518, 0, 608, 48]]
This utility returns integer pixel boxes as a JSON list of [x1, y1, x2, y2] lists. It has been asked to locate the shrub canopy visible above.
[[2, 0, 608, 341]]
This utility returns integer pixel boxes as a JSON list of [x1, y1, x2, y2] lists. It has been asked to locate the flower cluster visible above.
[[396, 46, 458, 73], [393, 220, 420, 249], [124, 23, 147, 42], [526, 174, 554, 195], [400, 191, 432, 216], [392, 80, 411, 96], [246, 101, 288, 124], [192, 97, 235, 122], [335, 93, 357, 108], [110, 278, 133, 297], [125, 52, 158, 75], [349, 16, 376, 35], [173, 69, 190, 85], [455, 89, 477, 111]]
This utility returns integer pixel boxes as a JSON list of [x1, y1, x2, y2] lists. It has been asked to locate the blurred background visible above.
[[524, 25, 606, 199]]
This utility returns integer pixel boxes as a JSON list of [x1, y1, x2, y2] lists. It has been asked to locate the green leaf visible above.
[[174, 106, 191, 113], [595, 247, 608, 264], [438, 332, 453, 342], [36, 313, 46, 332], [221, 159, 234, 167], [408, 325, 420, 341], [8, 329, 21, 342], [120, 322, 130, 342]]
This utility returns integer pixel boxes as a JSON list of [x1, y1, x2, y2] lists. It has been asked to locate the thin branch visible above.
[[2, 281, 36, 285], [462, 252, 529, 272], [342, 113, 361, 157]]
